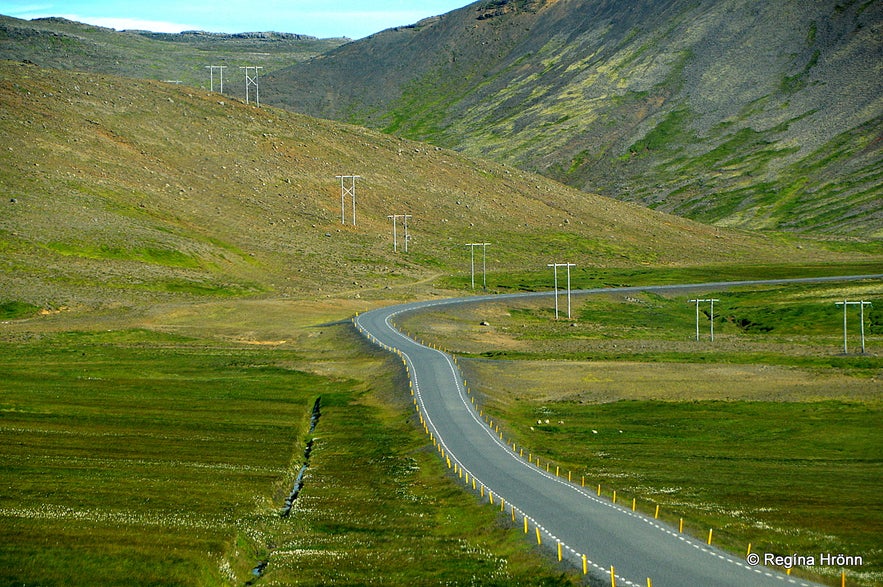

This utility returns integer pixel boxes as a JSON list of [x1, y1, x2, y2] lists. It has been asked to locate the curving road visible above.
[[354, 275, 881, 586]]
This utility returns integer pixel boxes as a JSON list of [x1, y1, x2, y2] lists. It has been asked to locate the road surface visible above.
[[354, 275, 880, 586]]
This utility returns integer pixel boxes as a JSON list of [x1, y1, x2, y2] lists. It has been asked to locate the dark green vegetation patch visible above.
[[0, 327, 580, 586], [0, 300, 40, 319]]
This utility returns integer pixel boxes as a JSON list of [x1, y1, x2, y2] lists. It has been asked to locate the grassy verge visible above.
[[257, 340, 580, 585], [466, 396, 882, 587]]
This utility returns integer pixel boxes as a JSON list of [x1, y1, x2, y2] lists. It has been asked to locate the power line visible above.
[[834, 300, 873, 354], [466, 243, 490, 290], [388, 214, 412, 253], [547, 263, 576, 319], [687, 298, 720, 341], [205, 65, 226, 93], [239, 66, 263, 106], [335, 175, 361, 226]]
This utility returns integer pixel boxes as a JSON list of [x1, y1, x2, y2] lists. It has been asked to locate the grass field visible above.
[[398, 275, 883, 586], [0, 328, 324, 585], [458, 376, 882, 587], [0, 301, 582, 586]]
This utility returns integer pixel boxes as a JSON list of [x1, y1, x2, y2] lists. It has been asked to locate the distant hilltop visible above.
[[27, 17, 348, 41], [167, 31, 346, 41]]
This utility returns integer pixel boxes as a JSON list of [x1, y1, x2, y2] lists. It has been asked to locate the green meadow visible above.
[[0, 309, 580, 586], [1, 328, 319, 585], [470, 398, 882, 587]]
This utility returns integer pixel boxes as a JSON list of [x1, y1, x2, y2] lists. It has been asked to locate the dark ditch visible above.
[[247, 396, 321, 584], [280, 440, 312, 519]]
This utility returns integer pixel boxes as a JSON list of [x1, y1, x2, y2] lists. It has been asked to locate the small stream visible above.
[[248, 397, 321, 584]]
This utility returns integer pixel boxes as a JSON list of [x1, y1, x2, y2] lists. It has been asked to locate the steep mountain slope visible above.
[[265, 0, 882, 237], [0, 60, 856, 309], [0, 15, 346, 101]]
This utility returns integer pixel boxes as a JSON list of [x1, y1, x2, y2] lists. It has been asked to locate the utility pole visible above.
[[388, 215, 397, 252], [835, 300, 873, 353], [387, 214, 412, 253], [205, 65, 226, 93], [240, 66, 263, 106], [688, 298, 720, 341], [466, 243, 490, 290], [548, 263, 576, 319], [335, 175, 361, 225]]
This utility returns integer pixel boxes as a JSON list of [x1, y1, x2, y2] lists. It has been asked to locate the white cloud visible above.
[[56, 14, 202, 33]]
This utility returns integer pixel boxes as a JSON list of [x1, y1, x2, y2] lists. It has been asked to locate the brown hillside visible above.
[[0, 61, 865, 309]]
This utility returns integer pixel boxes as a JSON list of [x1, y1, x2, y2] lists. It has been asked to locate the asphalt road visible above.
[[354, 275, 881, 586]]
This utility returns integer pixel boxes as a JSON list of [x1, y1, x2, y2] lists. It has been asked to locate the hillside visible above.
[[3, 60, 871, 310], [264, 0, 883, 237], [0, 15, 346, 101]]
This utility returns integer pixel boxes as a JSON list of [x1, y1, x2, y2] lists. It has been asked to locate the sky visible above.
[[0, 0, 476, 39]]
